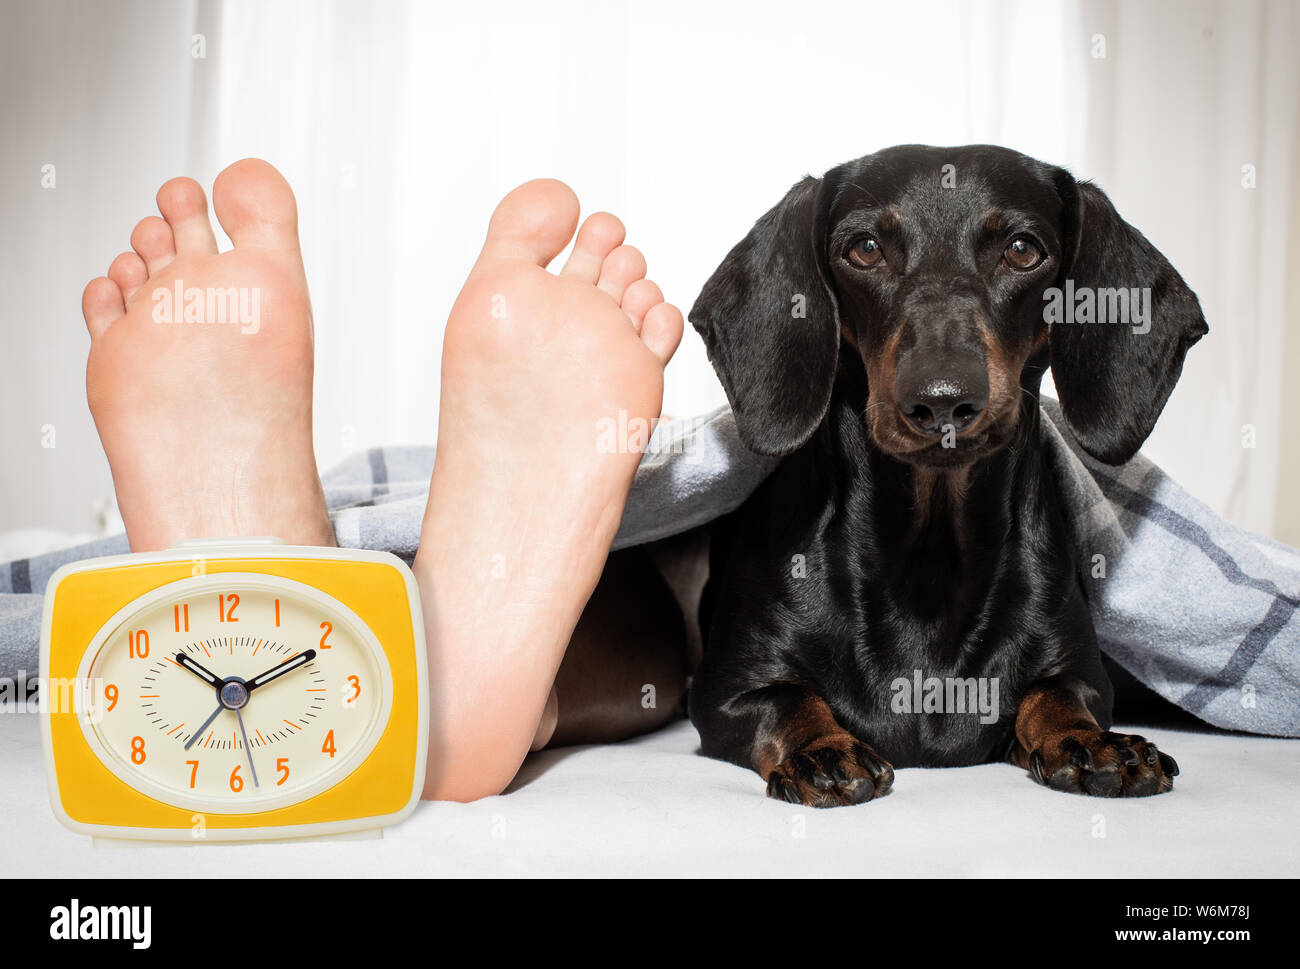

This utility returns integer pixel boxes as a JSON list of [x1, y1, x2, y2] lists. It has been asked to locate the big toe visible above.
[[212, 158, 300, 250], [478, 178, 580, 268]]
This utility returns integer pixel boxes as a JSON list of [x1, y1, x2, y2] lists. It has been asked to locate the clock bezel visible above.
[[75, 571, 395, 815]]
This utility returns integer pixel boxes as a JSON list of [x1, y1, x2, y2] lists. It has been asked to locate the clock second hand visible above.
[[234, 706, 259, 788]]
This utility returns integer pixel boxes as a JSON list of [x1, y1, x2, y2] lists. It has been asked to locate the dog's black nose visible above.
[[895, 353, 989, 437]]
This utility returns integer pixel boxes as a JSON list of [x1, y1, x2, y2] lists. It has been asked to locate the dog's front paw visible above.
[[1029, 730, 1178, 797], [766, 734, 894, 808]]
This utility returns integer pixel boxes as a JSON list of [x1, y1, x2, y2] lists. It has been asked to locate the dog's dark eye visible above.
[[1003, 238, 1044, 270], [847, 237, 885, 268]]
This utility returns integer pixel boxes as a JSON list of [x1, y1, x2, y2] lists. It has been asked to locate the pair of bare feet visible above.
[[81, 159, 683, 801]]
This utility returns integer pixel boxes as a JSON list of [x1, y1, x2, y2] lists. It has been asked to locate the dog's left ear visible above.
[[690, 170, 843, 456], [1049, 175, 1208, 465]]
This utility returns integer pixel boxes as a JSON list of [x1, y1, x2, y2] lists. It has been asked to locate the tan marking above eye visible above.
[[848, 238, 885, 268]]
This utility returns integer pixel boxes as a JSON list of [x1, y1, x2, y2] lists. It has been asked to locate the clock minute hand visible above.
[[245, 649, 317, 693]]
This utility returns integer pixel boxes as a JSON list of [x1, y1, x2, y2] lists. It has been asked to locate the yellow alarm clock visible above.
[[40, 538, 427, 845]]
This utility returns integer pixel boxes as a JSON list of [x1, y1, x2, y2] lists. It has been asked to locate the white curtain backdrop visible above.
[[1062, 0, 1300, 536], [1, 0, 1296, 542]]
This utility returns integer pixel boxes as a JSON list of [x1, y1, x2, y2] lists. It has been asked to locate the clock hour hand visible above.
[[174, 652, 223, 688], [245, 649, 316, 693]]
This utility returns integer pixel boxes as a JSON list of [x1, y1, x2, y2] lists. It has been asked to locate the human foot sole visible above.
[[82, 159, 334, 552], [414, 179, 683, 800]]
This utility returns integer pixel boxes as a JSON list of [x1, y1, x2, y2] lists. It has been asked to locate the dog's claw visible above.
[[1028, 729, 1176, 797], [1029, 749, 1046, 785], [766, 735, 893, 808]]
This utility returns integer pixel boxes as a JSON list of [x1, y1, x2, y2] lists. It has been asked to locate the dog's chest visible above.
[[829, 614, 1029, 766], [716, 435, 1082, 766], [806, 515, 1051, 766]]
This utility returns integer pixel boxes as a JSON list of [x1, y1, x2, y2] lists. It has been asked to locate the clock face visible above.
[[76, 573, 392, 813]]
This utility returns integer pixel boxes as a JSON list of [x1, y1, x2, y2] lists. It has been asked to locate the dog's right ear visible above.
[[690, 174, 840, 456]]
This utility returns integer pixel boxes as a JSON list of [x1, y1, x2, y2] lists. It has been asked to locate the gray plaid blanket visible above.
[[2, 401, 1297, 737]]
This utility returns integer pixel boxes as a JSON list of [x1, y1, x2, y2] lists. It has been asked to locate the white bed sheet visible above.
[[2, 713, 1295, 876]]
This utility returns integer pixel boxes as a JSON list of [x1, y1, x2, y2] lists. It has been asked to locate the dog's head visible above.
[[691, 145, 1208, 467]]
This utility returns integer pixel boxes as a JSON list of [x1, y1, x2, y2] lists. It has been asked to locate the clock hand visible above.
[[184, 703, 224, 751], [174, 651, 315, 760], [234, 706, 259, 788], [175, 654, 235, 755], [174, 652, 223, 687], [244, 649, 316, 693]]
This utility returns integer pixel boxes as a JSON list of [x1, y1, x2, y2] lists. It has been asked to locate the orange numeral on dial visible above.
[[128, 629, 149, 659], [346, 675, 361, 704], [130, 736, 146, 764], [186, 760, 199, 788], [229, 765, 243, 792], [319, 621, 333, 649], [104, 683, 118, 712], [322, 730, 336, 758], [173, 603, 190, 632], [218, 593, 240, 623], [274, 598, 281, 627], [276, 758, 290, 786]]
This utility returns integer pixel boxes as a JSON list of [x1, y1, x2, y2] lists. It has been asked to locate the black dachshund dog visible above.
[[689, 145, 1205, 806]]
